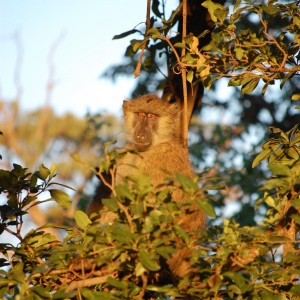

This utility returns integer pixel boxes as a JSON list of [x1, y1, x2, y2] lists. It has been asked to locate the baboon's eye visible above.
[[137, 112, 146, 118], [147, 113, 157, 119]]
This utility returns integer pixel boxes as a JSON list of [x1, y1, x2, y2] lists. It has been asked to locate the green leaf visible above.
[[135, 262, 146, 277], [107, 276, 127, 289], [261, 81, 270, 95], [115, 184, 134, 201], [74, 210, 92, 230], [175, 174, 197, 194], [291, 214, 300, 225], [241, 78, 259, 94], [234, 47, 244, 60], [156, 245, 174, 259], [149, 209, 162, 226], [112, 224, 135, 244], [143, 56, 154, 71], [49, 165, 57, 179], [290, 134, 300, 146], [252, 148, 272, 168], [269, 148, 285, 164], [269, 163, 291, 176], [291, 93, 300, 101], [138, 249, 160, 271], [290, 284, 300, 296], [263, 178, 287, 191], [152, 0, 162, 17], [269, 126, 289, 141], [49, 189, 71, 208], [264, 194, 276, 208], [196, 198, 216, 219], [291, 198, 300, 209], [280, 72, 294, 89], [131, 39, 145, 53], [175, 224, 189, 243], [286, 147, 299, 160], [130, 202, 144, 217], [223, 272, 246, 287], [174, 42, 185, 49], [147, 27, 162, 40], [102, 198, 119, 212], [26, 231, 58, 249], [202, 0, 228, 24], [187, 70, 194, 83], [112, 29, 139, 40], [38, 164, 50, 180], [11, 262, 25, 282]]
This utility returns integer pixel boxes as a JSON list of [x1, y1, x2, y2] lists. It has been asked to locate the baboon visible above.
[[117, 94, 206, 277], [88, 94, 205, 278]]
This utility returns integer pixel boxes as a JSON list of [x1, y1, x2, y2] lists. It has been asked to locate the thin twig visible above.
[[134, 0, 151, 78], [96, 166, 134, 233], [4, 227, 22, 241], [181, 0, 188, 148], [96, 167, 115, 194]]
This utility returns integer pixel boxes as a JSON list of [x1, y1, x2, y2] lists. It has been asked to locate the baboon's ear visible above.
[[168, 103, 179, 117], [122, 100, 129, 110]]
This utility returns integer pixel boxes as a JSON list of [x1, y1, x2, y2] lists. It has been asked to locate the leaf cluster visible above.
[[0, 164, 72, 241], [110, 0, 299, 96], [1, 140, 300, 299], [254, 125, 300, 243]]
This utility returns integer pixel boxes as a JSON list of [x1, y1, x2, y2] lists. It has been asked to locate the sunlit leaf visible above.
[[131, 39, 145, 52], [264, 194, 276, 208], [138, 249, 160, 271], [175, 174, 197, 194], [196, 198, 216, 219], [102, 198, 119, 212], [135, 262, 147, 277], [107, 277, 127, 289], [49, 165, 57, 179], [38, 164, 50, 180], [285, 147, 299, 160], [291, 198, 300, 209], [147, 27, 161, 40], [234, 47, 244, 60], [291, 93, 300, 101], [49, 189, 71, 208], [269, 163, 291, 176], [74, 210, 92, 230], [187, 70, 194, 83], [252, 148, 272, 168], [115, 184, 134, 201], [241, 78, 259, 94], [202, 0, 228, 24]]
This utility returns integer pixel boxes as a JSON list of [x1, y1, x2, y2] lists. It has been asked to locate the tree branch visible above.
[[134, 0, 151, 78], [181, 0, 188, 148]]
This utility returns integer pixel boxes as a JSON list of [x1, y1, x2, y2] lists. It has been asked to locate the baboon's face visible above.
[[123, 95, 178, 152], [131, 112, 158, 151]]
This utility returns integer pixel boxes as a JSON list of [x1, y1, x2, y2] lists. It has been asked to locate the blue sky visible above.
[[0, 0, 156, 116]]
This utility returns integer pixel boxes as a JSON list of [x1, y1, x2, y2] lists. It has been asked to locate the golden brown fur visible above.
[[118, 94, 205, 277]]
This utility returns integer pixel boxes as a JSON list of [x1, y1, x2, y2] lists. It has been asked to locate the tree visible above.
[[1, 0, 300, 299], [0, 98, 122, 236], [104, 0, 300, 224]]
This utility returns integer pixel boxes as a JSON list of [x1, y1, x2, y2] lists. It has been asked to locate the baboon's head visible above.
[[123, 94, 178, 151]]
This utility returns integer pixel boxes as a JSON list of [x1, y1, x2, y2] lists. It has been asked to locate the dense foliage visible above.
[[105, 0, 300, 219], [0, 0, 300, 299], [1, 128, 300, 298]]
